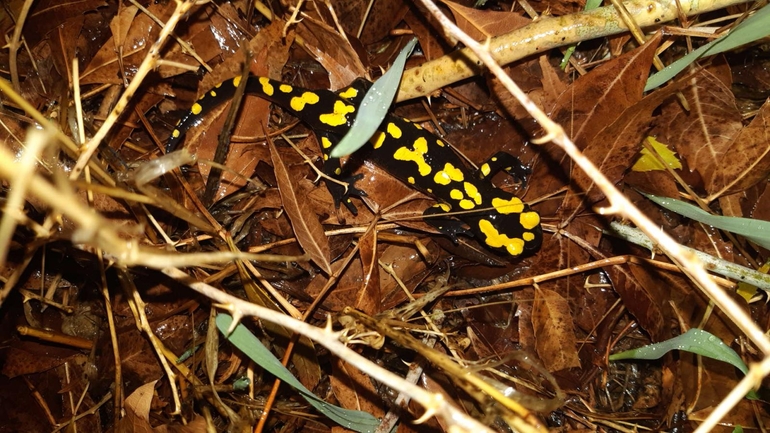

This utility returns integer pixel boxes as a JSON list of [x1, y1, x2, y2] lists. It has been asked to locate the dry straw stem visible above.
[[397, 0, 753, 101], [71, 0, 196, 180], [0, 140, 305, 273], [413, 0, 770, 431]]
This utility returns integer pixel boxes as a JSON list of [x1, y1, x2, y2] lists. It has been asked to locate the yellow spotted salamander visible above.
[[166, 75, 542, 257]]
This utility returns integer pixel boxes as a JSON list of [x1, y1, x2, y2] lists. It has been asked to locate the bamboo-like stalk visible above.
[[397, 0, 753, 101]]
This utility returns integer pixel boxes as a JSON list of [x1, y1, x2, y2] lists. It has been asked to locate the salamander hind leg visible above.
[[422, 204, 472, 243], [318, 132, 367, 215]]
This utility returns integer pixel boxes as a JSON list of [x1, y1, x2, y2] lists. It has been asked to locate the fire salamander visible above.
[[166, 75, 542, 257]]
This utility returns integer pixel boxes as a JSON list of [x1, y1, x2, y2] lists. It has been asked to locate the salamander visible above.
[[166, 75, 542, 257]]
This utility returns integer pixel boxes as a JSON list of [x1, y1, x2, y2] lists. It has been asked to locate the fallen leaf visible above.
[[532, 287, 581, 372], [445, 1, 530, 41], [705, 97, 770, 198], [654, 68, 743, 196], [268, 138, 332, 274], [330, 359, 384, 418], [357, 226, 382, 316]]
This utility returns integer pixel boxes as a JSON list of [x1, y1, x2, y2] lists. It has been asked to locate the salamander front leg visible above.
[[422, 204, 472, 243], [475, 151, 531, 187], [318, 132, 367, 215]]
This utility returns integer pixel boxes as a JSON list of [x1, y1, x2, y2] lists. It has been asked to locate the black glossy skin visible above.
[[166, 75, 542, 257]]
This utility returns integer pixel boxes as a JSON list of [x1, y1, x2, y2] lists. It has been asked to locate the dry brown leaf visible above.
[[159, 4, 251, 78], [491, 56, 558, 126], [751, 183, 770, 221], [16, 0, 106, 49], [402, 8, 453, 62], [514, 288, 536, 351], [655, 69, 742, 195], [268, 139, 332, 274], [81, 4, 166, 84], [706, 97, 770, 198], [115, 380, 156, 433], [569, 88, 670, 204], [298, 16, 367, 89], [685, 357, 769, 427], [325, 0, 408, 44], [357, 227, 382, 316], [551, 33, 662, 149], [532, 287, 580, 372], [330, 359, 384, 418], [359, 0, 410, 44], [124, 380, 157, 422], [110, 4, 136, 60], [306, 260, 366, 311], [378, 245, 426, 291], [48, 16, 83, 86], [536, 33, 662, 216], [616, 264, 669, 342], [444, 1, 530, 41]]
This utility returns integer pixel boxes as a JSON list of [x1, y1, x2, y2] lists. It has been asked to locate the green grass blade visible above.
[[610, 328, 748, 374], [330, 38, 418, 158], [645, 5, 770, 91], [644, 193, 770, 250]]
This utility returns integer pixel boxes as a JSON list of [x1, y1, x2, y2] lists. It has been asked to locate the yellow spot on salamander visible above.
[[387, 123, 402, 139], [258, 77, 273, 96], [435, 139, 445, 147], [523, 232, 535, 241], [232, 76, 242, 87], [492, 197, 524, 215], [520, 211, 541, 230], [209, 90, 217, 98], [290, 92, 320, 111], [191, 103, 202, 115], [335, 168, 342, 175], [408, 176, 415, 184], [321, 136, 333, 149], [478, 219, 525, 256], [323, 154, 329, 160], [427, 188, 433, 194], [338, 87, 358, 99], [459, 199, 475, 210], [393, 137, 431, 176], [371, 132, 386, 149], [481, 163, 491, 177], [433, 163, 464, 185], [172, 129, 180, 138], [279, 84, 293, 93], [438, 203, 451, 212], [450, 189, 463, 200], [319, 101, 355, 126], [463, 182, 481, 204]]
